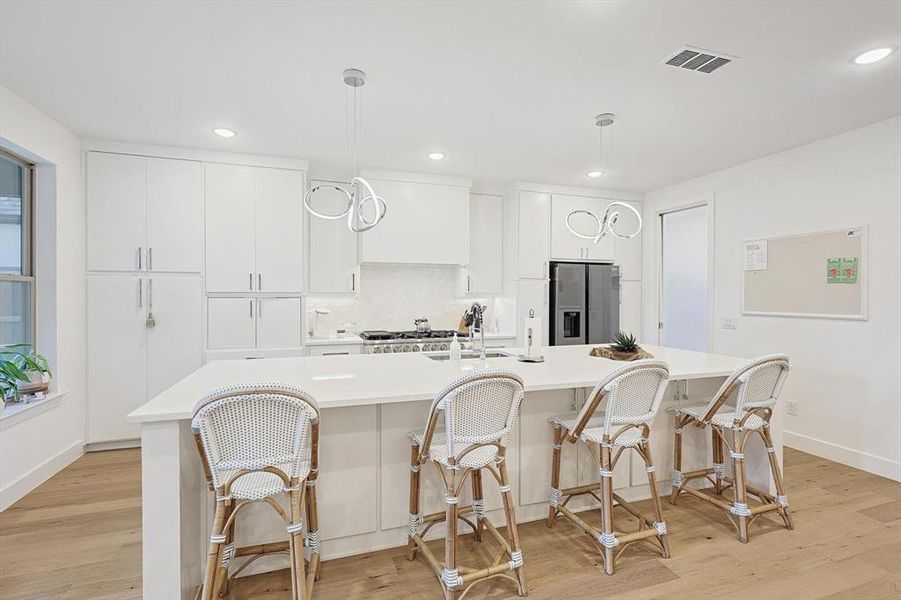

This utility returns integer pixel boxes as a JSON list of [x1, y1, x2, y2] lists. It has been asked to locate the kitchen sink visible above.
[[427, 350, 512, 361]]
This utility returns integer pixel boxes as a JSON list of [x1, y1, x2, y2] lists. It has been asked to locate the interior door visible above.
[[87, 275, 147, 442], [660, 205, 709, 351], [256, 298, 302, 348], [255, 168, 304, 293], [207, 297, 256, 350], [307, 180, 358, 293], [86, 152, 146, 272], [146, 276, 202, 398], [146, 158, 203, 273], [205, 163, 256, 292]]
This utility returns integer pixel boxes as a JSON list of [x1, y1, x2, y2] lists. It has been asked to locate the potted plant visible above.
[[590, 331, 653, 361], [0, 344, 52, 410]]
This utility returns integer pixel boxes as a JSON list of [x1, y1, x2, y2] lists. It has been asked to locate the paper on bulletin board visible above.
[[827, 257, 858, 283], [744, 240, 768, 271]]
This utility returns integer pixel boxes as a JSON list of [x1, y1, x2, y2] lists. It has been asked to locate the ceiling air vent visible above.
[[663, 46, 737, 73]]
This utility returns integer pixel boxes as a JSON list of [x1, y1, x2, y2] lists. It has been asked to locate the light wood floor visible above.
[[0, 448, 898, 599]]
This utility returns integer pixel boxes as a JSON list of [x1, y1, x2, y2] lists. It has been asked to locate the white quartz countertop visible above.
[[128, 344, 749, 424]]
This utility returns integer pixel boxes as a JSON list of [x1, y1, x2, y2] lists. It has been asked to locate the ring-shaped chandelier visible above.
[[303, 69, 387, 233]]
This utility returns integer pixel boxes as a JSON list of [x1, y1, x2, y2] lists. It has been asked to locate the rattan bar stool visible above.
[[670, 354, 793, 543], [547, 360, 671, 575], [407, 370, 528, 599], [192, 383, 322, 599]]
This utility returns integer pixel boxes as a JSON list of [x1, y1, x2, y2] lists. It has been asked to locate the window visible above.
[[0, 149, 34, 347]]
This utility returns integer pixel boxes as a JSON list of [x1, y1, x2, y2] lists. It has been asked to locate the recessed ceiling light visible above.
[[213, 128, 236, 138], [587, 170, 604, 178], [427, 152, 446, 160], [853, 48, 893, 65]]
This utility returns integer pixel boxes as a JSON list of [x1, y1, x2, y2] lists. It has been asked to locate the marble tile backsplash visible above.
[[305, 264, 499, 336]]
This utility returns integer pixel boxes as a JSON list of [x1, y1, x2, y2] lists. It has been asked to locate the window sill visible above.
[[0, 391, 68, 431]]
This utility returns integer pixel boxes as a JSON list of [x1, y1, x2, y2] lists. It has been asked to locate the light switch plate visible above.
[[786, 401, 798, 416], [720, 317, 739, 330]]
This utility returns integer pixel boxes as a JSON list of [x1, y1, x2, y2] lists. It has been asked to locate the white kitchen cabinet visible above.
[[87, 152, 203, 273], [614, 200, 642, 280], [307, 180, 359, 294], [551, 194, 615, 262], [87, 153, 146, 271], [516, 278, 549, 347], [205, 164, 257, 293], [359, 176, 470, 265], [255, 168, 304, 292], [256, 298, 302, 348], [205, 164, 305, 293], [87, 275, 147, 442], [207, 297, 256, 350], [146, 277, 203, 398], [620, 280, 642, 339], [462, 193, 503, 295], [516, 191, 550, 279], [146, 158, 204, 273], [87, 274, 202, 443]]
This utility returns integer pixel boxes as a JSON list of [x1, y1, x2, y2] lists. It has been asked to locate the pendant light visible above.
[[566, 113, 642, 243], [303, 69, 387, 232]]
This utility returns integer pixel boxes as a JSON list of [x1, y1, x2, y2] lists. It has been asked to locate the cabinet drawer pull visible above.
[[258, 273, 262, 290], [323, 352, 350, 356], [138, 247, 143, 270], [148, 247, 153, 270], [249, 273, 253, 291], [351, 272, 355, 291]]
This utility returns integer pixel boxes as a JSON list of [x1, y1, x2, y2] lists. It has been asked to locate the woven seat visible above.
[[192, 384, 322, 600], [408, 370, 527, 599], [548, 360, 671, 576], [671, 354, 794, 544]]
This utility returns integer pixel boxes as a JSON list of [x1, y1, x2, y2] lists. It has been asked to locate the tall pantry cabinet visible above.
[[86, 152, 204, 443]]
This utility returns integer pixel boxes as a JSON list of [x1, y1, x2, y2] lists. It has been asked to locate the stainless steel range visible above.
[[359, 329, 472, 354]]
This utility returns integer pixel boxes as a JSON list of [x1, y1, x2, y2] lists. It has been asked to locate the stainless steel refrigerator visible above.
[[549, 262, 620, 346]]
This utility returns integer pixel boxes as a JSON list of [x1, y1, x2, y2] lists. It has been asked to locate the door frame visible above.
[[653, 194, 716, 351]]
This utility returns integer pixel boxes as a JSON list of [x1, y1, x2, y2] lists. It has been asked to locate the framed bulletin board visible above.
[[742, 225, 868, 320]]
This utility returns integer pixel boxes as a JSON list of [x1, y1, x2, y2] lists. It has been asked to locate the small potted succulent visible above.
[[590, 331, 653, 361], [0, 344, 52, 410]]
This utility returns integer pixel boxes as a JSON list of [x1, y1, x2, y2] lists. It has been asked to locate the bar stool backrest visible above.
[[699, 354, 790, 424], [420, 370, 525, 462], [191, 383, 320, 491], [569, 360, 670, 439]]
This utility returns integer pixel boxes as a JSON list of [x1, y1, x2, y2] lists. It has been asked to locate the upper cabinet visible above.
[[87, 152, 203, 272], [514, 191, 551, 279], [205, 164, 305, 293], [550, 194, 615, 262], [307, 180, 359, 294], [461, 193, 503, 295], [358, 172, 470, 265]]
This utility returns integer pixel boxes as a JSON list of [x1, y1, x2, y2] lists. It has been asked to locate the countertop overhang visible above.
[[128, 344, 749, 424]]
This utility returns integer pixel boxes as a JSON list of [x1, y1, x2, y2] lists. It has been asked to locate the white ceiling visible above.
[[1, 1, 899, 192]]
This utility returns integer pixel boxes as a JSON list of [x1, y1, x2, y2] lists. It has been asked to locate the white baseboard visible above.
[[785, 430, 901, 482], [85, 438, 140, 452], [0, 441, 84, 511]]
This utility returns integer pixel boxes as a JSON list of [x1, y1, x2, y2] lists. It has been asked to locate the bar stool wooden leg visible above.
[[288, 487, 309, 600], [548, 425, 564, 527], [598, 438, 616, 575], [498, 459, 527, 596], [761, 426, 794, 530], [211, 499, 234, 597], [305, 480, 322, 582], [640, 441, 670, 559], [729, 428, 750, 543], [471, 468, 484, 542], [712, 427, 725, 495], [407, 441, 422, 561], [201, 499, 228, 600], [443, 465, 460, 600], [670, 418, 684, 505]]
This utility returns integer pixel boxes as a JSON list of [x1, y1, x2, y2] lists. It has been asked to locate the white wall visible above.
[[0, 86, 86, 509], [643, 116, 901, 480]]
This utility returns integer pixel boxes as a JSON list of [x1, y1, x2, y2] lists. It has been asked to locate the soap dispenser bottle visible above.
[[449, 333, 462, 362]]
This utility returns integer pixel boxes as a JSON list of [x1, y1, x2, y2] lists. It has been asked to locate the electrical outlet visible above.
[[720, 317, 738, 330], [786, 401, 798, 416]]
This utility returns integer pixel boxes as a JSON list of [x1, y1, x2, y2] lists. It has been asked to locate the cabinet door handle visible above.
[[148, 278, 153, 308], [351, 272, 356, 291], [250, 299, 253, 318], [138, 279, 143, 308], [467, 275, 471, 292], [544, 282, 548, 306], [138, 247, 143, 270], [258, 273, 262, 290], [249, 273, 253, 291], [148, 247, 153, 270], [257, 299, 262, 318]]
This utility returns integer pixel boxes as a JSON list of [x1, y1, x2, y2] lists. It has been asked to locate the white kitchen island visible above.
[[128, 344, 783, 599]]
